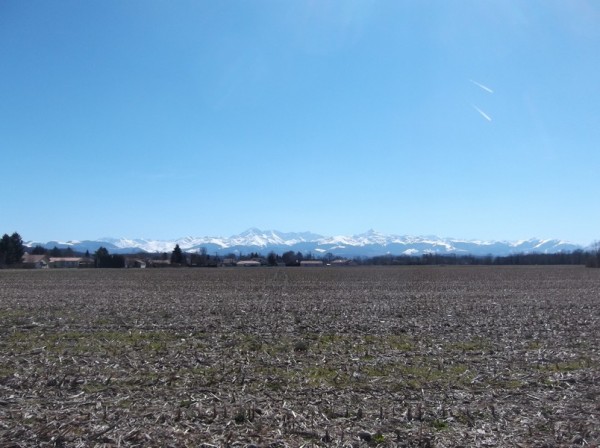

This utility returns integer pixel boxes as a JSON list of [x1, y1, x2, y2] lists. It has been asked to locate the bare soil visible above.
[[1, 266, 599, 447]]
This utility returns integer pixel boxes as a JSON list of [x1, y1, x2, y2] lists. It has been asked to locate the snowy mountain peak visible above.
[[26, 230, 582, 257]]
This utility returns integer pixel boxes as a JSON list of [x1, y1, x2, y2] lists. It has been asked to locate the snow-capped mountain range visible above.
[[26, 228, 582, 257]]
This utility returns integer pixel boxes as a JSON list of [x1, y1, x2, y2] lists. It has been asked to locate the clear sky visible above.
[[1, 1, 599, 245]]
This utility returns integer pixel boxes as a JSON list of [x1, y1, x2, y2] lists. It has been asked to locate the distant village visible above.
[[19, 251, 353, 269], [17, 244, 353, 269]]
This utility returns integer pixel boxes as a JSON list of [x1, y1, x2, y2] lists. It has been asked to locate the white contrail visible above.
[[472, 104, 492, 122], [470, 79, 494, 94]]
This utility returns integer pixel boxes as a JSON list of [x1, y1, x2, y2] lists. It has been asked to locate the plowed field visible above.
[[1, 266, 599, 447]]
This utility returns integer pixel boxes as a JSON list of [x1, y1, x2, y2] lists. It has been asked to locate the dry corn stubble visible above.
[[0, 265, 599, 446]]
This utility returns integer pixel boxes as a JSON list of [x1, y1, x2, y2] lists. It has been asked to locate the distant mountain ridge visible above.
[[26, 228, 582, 257]]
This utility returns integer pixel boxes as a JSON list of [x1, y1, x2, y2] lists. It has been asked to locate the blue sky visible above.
[[1, 1, 599, 245]]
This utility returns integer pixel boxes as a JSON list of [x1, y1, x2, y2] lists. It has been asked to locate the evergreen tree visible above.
[[267, 251, 278, 266], [282, 250, 297, 266], [0, 232, 25, 265], [171, 244, 184, 264], [9, 233, 24, 263], [0, 234, 10, 265], [94, 247, 110, 268]]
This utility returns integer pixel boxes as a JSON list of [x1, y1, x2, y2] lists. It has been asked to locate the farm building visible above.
[[48, 257, 94, 268], [330, 259, 353, 266], [125, 258, 147, 268], [21, 253, 49, 269], [236, 260, 261, 267], [300, 260, 323, 267]]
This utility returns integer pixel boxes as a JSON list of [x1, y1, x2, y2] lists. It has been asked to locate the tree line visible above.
[[362, 248, 600, 268], [182, 247, 600, 268]]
